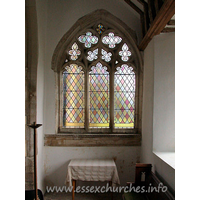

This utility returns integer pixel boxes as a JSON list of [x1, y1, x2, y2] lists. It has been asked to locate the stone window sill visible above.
[[44, 133, 141, 147]]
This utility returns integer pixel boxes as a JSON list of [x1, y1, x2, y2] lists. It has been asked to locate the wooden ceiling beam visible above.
[[148, 0, 156, 23], [155, 0, 159, 14], [162, 27, 175, 33], [136, 0, 150, 35], [167, 19, 175, 25], [143, 2, 150, 34], [139, 0, 175, 51], [136, 0, 146, 5], [124, 0, 143, 15], [124, 0, 146, 37]]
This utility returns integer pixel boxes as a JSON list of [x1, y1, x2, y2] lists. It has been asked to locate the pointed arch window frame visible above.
[[49, 10, 143, 146]]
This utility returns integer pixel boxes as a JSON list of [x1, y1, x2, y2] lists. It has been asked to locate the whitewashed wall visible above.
[[141, 33, 175, 191], [44, 146, 140, 187], [36, 0, 47, 193], [153, 33, 175, 152]]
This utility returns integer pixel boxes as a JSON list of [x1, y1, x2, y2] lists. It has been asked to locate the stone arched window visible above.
[[52, 10, 143, 137]]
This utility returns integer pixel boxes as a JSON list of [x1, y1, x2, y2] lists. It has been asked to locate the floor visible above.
[[44, 192, 123, 200]]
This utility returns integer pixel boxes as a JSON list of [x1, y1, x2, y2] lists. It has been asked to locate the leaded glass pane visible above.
[[96, 24, 105, 35], [63, 64, 84, 128], [102, 32, 122, 48], [114, 64, 135, 128], [78, 32, 98, 48], [68, 42, 81, 60], [89, 62, 109, 128], [119, 43, 131, 61], [87, 49, 98, 61], [101, 49, 112, 62]]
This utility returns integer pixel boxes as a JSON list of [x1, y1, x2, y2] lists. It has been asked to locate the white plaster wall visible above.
[[153, 33, 175, 152], [36, 0, 47, 193], [44, 146, 140, 187], [37, 0, 142, 191], [141, 34, 175, 191]]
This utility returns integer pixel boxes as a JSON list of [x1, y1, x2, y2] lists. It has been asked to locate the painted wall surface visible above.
[[141, 34, 175, 191], [35, 0, 142, 192], [36, 0, 47, 193], [153, 33, 175, 152], [44, 147, 140, 187]]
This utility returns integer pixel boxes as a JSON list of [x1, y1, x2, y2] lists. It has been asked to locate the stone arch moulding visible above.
[[51, 9, 143, 73]]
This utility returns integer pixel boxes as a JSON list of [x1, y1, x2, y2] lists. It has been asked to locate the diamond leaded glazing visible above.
[[89, 62, 109, 128], [63, 64, 84, 128], [102, 32, 122, 48], [114, 64, 135, 128], [62, 23, 136, 130]]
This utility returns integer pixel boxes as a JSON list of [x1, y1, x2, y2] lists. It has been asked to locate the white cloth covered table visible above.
[[65, 159, 120, 186]]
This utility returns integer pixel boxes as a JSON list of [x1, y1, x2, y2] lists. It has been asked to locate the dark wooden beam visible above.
[[143, 2, 150, 34], [124, 0, 143, 15], [155, 0, 159, 14], [158, 0, 164, 9], [124, 0, 146, 37], [136, 0, 146, 5], [155, 0, 164, 14], [167, 19, 175, 25], [136, 0, 150, 36], [162, 27, 175, 33], [148, 0, 156, 23], [140, 14, 146, 37], [139, 0, 175, 51]]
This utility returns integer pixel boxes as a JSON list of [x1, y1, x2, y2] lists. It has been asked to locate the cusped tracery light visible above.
[[102, 32, 122, 48], [68, 43, 81, 60], [101, 49, 112, 62], [87, 49, 98, 61], [119, 43, 131, 61], [78, 32, 98, 48]]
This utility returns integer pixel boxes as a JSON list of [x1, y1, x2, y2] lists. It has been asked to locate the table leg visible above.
[[109, 181, 113, 200], [72, 180, 76, 200]]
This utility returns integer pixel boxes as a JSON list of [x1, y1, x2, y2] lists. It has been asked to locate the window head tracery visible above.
[[61, 23, 137, 130]]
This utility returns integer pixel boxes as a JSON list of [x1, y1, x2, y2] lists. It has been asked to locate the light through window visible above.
[[63, 64, 85, 128], [114, 65, 135, 128], [89, 62, 109, 128], [61, 23, 137, 132]]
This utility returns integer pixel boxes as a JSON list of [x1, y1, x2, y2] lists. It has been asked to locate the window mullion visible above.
[[110, 64, 114, 132], [85, 69, 89, 132]]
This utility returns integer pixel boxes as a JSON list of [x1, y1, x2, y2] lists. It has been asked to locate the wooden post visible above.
[[34, 126, 38, 200], [72, 179, 76, 200], [27, 122, 42, 200]]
